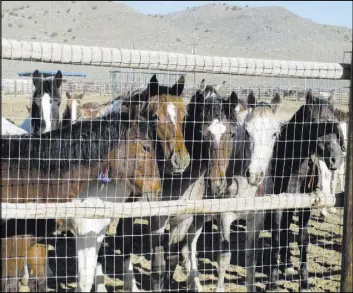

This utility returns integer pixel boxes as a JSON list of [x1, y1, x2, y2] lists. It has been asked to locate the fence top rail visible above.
[[1, 192, 344, 220], [2, 38, 351, 80]]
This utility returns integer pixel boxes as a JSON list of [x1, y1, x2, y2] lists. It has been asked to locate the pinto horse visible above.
[[1, 108, 162, 292], [20, 69, 63, 135]]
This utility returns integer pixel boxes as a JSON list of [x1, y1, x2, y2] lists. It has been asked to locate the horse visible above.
[[194, 91, 282, 292], [19, 69, 63, 135], [52, 74, 189, 292], [1, 108, 162, 292], [160, 84, 241, 292], [108, 74, 193, 291], [319, 97, 349, 218], [123, 79, 238, 292], [61, 91, 84, 127], [266, 90, 346, 291]]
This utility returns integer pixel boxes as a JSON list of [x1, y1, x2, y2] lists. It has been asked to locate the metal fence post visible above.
[[340, 54, 352, 292]]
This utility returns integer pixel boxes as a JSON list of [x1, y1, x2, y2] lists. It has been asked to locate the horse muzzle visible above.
[[246, 170, 264, 187]]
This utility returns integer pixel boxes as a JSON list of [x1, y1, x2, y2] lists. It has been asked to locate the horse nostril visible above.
[[246, 170, 250, 178], [331, 157, 336, 164]]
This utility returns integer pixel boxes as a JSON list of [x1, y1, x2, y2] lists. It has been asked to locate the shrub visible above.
[[19, 6, 25, 10], [8, 23, 13, 27], [26, 5, 30, 8], [9, 11, 14, 16], [18, 24, 23, 28], [50, 32, 58, 37], [92, 5, 97, 10], [64, 39, 68, 43], [34, 20, 37, 24], [176, 38, 181, 42], [72, 36, 76, 39], [66, 8, 71, 13], [31, 36, 36, 40], [45, 10, 48, 13], [67, 28, 72, 32], [28, 16, 32, 19]]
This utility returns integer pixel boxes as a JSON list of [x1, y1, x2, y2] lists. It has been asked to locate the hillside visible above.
[[2, 1, 351, 87]]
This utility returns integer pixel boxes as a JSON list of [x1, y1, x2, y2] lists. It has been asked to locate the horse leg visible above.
[[94, 262, 107, 293], [165, 215, 194, 289], [184, 215, 204, 292], [121, 217, 140, 292], [150, 215, 169, 292], [27, 243, 50, 292], [298, 209, 311, 291], [279, 210, 296, 275], [267, 210, 283, 291], [74, 218, 110, 292], [215, 212, 234, 292], [246, 212, 265, 293]]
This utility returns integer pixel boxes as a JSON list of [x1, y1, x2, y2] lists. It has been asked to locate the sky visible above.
[[118, 1, 352, 29]]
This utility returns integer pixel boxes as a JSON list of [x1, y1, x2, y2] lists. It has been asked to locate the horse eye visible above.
[[143, 145, 151, 152]]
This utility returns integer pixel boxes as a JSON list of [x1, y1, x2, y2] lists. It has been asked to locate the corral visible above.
[[1, 35, 352, 293]]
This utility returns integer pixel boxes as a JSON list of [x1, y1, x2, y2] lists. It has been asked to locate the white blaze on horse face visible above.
[[71, 99, 78, 122], [42, 93, 52, 132], [246, 116, 279, 176], [167, 103, 177, 125], [208, 119, 226, 147]]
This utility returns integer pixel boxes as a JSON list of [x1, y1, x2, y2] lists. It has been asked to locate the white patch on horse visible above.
[[208, 119, 226, 147], [42, 93, 52, 132], [167, 103, 177, 124], [72, 99, 78, 122]]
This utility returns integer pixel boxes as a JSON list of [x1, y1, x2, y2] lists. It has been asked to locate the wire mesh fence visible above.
[[1, 38, 351, 293]]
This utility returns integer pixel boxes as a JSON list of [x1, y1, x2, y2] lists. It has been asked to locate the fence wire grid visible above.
[[1, 38, 351, 293]]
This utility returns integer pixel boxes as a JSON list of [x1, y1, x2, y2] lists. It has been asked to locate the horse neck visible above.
[[229, 124, 252, 176]]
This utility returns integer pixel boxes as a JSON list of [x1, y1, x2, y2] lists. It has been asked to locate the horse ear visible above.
[[214, 81, 226, 92], [170, 75, 185, 96], [54, 70, 63, 88], [224, 91, 240, 115], [305, 89, 314, 105], [66, 92, 72, 99], [247, 91, 257, 109], [200, 79, 206, 92], [229, 91, 239, 107], [32, 70, 41, 88], [271, 93, 282, 113], [147, 74, 159, 97]]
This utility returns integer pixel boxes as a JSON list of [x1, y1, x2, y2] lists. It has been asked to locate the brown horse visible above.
[[1, 109, 162, 292], [118, 74, 190, 174]]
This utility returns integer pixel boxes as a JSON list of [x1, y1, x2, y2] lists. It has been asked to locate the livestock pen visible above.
[[1, 38, 352, 292]]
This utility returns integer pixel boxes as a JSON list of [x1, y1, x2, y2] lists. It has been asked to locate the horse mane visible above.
[[1, 111, 131, 173]]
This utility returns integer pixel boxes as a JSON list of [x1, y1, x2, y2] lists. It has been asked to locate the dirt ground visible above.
[[1, 93, 348, 292]]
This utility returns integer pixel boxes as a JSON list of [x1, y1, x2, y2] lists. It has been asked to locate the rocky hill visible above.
[[2, 1, 351, 88]]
